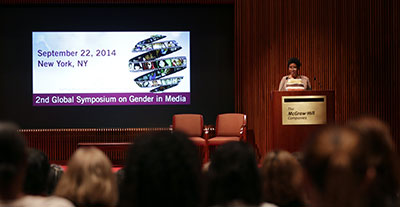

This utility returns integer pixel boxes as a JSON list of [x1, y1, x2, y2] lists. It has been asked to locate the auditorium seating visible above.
[[171, 113, 250, 162], [208, 113, 247, 146], [172, 114, 209, 162]]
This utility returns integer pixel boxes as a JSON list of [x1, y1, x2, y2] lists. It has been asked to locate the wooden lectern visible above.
[[270, 90, 335, 152]]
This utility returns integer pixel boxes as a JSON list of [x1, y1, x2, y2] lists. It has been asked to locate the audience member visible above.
[[260, 150, 305, 207], [348, 117, 400, 207], [54, 147, 118, 207], [206, 141, 261, 207], [0, 122, 26, 201], [0, 122, 73, 207], [4, 116, 398, 207], [23, 148, 50, 196], [47, 164, 64, 195], [119, 131, 202, 207], [303, 120, 400, 207], [303, 125, 362, 207]]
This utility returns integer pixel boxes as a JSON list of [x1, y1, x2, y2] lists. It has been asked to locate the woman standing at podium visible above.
[[278, 57, 311, 91]]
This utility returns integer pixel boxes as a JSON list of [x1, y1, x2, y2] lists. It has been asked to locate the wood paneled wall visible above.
[[235, 0, 400, 155]]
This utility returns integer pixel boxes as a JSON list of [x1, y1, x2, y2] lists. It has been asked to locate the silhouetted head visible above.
[[23, 148, 50, 195], [207, 141, 261, 206], [0, 122, 26, 200], [120, 131, 201, 207]]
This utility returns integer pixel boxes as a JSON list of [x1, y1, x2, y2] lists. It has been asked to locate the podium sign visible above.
[[282, 96, 327, 125], [270, 91, 334, 152]]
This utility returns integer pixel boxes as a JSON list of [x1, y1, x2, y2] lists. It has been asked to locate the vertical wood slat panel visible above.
[[392, 0, 400, 152], [235, 0, 400, 156]]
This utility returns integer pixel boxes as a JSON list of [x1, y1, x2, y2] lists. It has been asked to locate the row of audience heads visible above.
[[0, 116, 399, 207]]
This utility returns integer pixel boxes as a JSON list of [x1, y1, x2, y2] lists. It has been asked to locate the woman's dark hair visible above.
[[207, 141, 261, 206], [120, 131, 201, 207], [23, 148, 50, 195], [0, 122, 26, 188], [287, 57, 302, 68]]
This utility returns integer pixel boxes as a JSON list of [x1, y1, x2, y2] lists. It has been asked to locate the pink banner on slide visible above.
[[33, 93, 190, 106]]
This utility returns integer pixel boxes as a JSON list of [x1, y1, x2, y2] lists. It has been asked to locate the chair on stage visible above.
[[172, 114, 209, 163], [208, 113, 247, 150]]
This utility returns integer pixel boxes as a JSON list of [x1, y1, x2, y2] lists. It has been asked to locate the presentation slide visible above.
[[32, 31, 190, 106]]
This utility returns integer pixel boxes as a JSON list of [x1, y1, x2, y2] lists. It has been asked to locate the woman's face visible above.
[[288, 63, 298, 78]]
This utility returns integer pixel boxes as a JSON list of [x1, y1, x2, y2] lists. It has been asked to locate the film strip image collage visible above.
[[128, 34, 187, 93]]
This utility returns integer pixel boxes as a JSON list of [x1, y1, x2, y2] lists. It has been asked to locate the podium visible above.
[[270, 90, 335, 152]]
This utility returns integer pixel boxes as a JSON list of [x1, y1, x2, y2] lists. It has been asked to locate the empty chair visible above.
[[208, 113, 247, 146], [172, 114, 209, 162]]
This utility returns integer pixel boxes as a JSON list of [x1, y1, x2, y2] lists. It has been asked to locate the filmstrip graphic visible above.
[[129, 35, 187, 93]]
